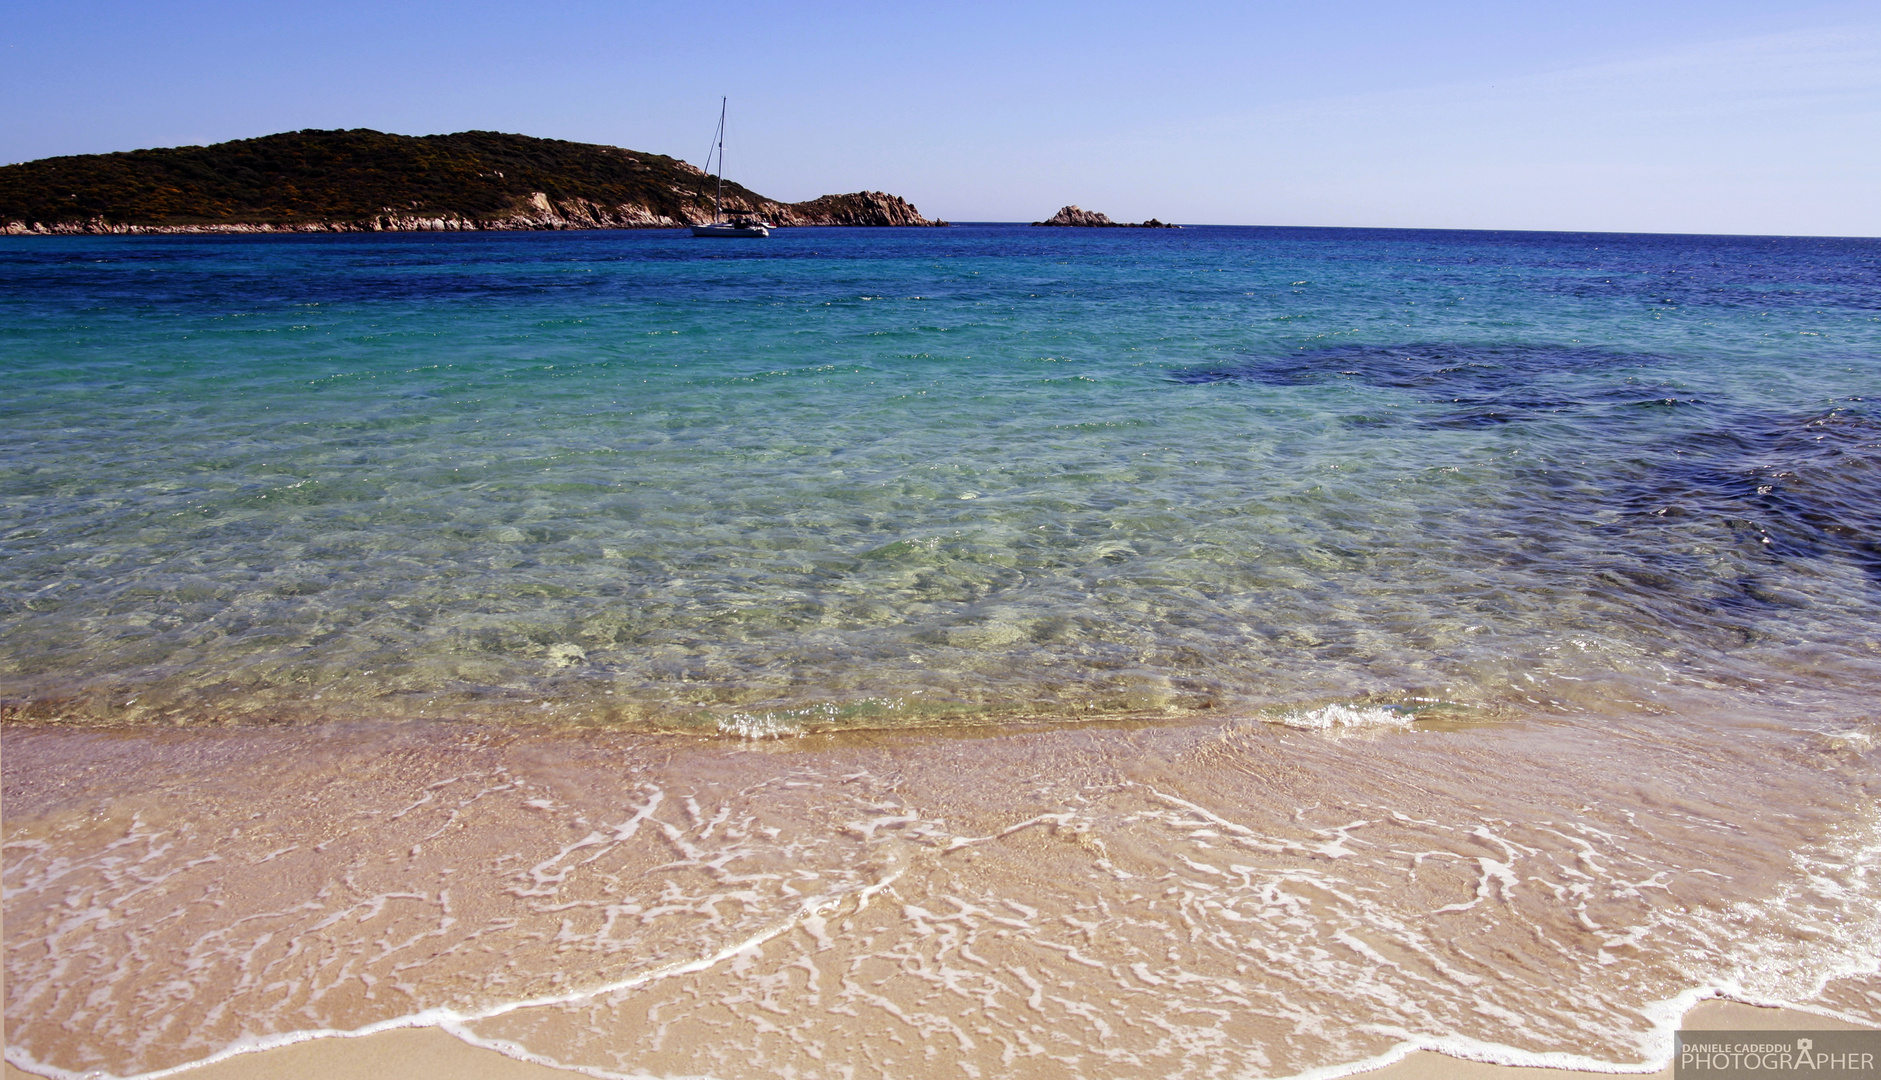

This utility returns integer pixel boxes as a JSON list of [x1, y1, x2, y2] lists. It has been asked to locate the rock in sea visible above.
[[1031, 205, 1179, 228]]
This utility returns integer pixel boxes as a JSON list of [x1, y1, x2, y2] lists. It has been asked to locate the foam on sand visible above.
[[6, 705, 1877, 1080]]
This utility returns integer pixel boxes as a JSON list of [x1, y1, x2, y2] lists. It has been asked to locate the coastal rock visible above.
[[1032, 204, 1180, 228], [1034, 205, 1117, 227], [0, 189, 946, 234], [778, 191, 945, 227]]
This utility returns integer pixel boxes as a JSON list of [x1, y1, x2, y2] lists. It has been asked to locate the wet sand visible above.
[[2, 1002, 1867, 1080], [5, 714, 1877, 1079]]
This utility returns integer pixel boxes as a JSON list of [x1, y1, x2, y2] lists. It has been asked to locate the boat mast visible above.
[[712, 97, 726, 224]]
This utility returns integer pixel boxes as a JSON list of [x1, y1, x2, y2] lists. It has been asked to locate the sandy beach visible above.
[[6, 714, 1878, 1080], [3, 1001, 1868, 1080]]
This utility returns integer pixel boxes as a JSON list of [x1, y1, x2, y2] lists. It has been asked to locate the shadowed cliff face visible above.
[[0, 129, 944, 233]]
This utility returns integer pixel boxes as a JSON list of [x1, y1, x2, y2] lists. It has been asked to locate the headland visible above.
[[0, 129, 945, 234]]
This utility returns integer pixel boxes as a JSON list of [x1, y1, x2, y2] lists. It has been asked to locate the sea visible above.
[[3, 223, 1879, 1079]]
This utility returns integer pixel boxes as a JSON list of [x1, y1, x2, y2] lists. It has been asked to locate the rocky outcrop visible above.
[[0, 188, 947, 235], [0, 129, 948, 234], [2, 197, 692, 235], [0, 190, 947, 235], [1034, 205, 1116, 227], [1032, 205, 1180, 228], [778, 191, 944, 227]]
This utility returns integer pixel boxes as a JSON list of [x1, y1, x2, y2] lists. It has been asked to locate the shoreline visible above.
[[5, 714, 1877, 1080], [4, 1001, 1870, 1080], [0, 218, 949, 235]]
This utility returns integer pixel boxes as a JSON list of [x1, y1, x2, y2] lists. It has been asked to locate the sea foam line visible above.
[[11, 800, 1879, 1080], [3, 869, 905, 1080], [471, 712, 1881, 1076]]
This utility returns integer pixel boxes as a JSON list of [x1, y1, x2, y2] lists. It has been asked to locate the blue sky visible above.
[[4, 0, 1877, 234]]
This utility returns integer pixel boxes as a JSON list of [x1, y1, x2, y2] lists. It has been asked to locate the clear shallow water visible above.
[[4, 225, 1879, 731], [4, 225, 1881, 1080]]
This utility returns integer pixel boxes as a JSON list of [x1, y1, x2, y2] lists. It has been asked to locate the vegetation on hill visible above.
[[0, 129, 940, 232]]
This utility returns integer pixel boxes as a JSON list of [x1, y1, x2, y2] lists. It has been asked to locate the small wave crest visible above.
[[1270, 702, 1417, 731], [716, 711, 808, 739]]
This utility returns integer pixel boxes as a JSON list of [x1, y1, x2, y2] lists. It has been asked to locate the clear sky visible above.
[[4, 0, 1877, 235]]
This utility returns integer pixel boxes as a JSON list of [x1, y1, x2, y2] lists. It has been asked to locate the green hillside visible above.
[[0, 128, 915, 230]]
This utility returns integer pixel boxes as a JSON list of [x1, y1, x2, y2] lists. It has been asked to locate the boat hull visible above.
[[691, 224, 771, 238]]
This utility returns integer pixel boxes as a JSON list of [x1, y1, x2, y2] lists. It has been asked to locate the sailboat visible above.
[[690, 98, 771, 238]]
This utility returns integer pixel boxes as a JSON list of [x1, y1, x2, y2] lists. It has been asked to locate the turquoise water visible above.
[[4, 226, 1879, 732], [6, 226, 1881, 1080]]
